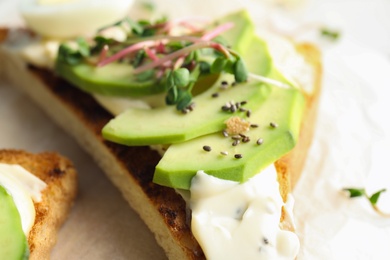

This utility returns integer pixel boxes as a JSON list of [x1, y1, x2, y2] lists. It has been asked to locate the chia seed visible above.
[[203, 145, 212, 152]]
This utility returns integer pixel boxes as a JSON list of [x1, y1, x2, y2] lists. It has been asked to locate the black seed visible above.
[[242, 136, 250, 143], [270, 122, 278, 128], [231, 81, 237, 87], [222, 105, 230, 111], [250, 124, 259, 128], [220, 81, 229, 89], [235, 102, 241, 108], [239, 133, 246, 138], [188, 102, 196, 111], [203, 145, 212, 152], [230, 105, 237, 113], [212, 92, 219, 98], [234, 154, 243, 159], [257, 138, 264, 145], [246, 110, 251, 117], [220, 151, 228, 156], [239, 107, 247, 112], [231, 135, 241, 140], [240, 100, 248, 106], [263, 237, 269, 245], [232, 140, 240, 146]]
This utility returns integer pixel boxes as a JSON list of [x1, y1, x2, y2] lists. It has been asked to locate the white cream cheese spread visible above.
[[0, 163, 47, 236], [190, 165, 300, 260]]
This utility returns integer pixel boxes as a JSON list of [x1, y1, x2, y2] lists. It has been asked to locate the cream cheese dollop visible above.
[[190, 165, 300, 260], [0, 163, 47, 236]]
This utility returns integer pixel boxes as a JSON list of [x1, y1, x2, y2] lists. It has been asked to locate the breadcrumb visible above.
[[225, 116, 250, 135]]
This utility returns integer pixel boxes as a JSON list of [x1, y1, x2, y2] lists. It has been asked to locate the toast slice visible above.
[[0, 28, 321, 259], [0, 149, 77, 260]]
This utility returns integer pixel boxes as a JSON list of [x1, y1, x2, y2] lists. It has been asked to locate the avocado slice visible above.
[[102, 76, 271, 145], [153, 85, 305, 189], [55, 62, 162, 97], [0, 185, 29, 260]]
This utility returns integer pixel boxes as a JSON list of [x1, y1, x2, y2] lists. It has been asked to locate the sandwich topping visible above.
[[12, 6, 310, 259], [0, 163, 47, 235], [190, 165, 299, 260], [0, 163, 47, 259]]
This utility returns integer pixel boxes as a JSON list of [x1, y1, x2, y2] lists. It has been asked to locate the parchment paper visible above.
[[0, 0, 389, 259]]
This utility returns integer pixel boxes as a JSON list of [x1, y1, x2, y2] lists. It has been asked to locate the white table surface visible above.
[[1, 0, 390, 259]]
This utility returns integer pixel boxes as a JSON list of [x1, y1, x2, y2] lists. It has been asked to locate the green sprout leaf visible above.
[[165, 85, 178, 105], [57, 44, 82, 65], [344, 188, 366, 198], [198, 61, 211, 74], [369, 189, 387, 205], [92, 36, 114, 53], [135, 69, 154, 82], [210, 56, 227, 74], [223, 58, 235, 74], [132, 50, 146, 68], [234, 58, 248, 83], [173, 68, 190, 88], [320, 28, 340, 41], [76, 37, 90, 57], [176, 90, 192, 110], [126, 18, 144, 36]]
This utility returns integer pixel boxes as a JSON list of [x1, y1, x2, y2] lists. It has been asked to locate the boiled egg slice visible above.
[[20, 0, 134, 39]]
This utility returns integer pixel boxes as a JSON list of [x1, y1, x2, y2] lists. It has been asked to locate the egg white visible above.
[[20, 0, 134, 39]]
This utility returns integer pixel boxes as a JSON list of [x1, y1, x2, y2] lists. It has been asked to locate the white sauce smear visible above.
[[190, 165, 299, 260], [0, 163, 47, 236]]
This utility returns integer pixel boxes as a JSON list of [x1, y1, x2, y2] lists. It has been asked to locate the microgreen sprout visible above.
[[57, 15, 288, 111], [343, 187, 390, 217], [320, 27, 340, 41]]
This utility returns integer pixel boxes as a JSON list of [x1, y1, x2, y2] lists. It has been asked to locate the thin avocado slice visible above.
[[153, 86, 305, 189], [55, 62, 162, 97], [0, 185, 29, 260], [102, 77, 271, 145]]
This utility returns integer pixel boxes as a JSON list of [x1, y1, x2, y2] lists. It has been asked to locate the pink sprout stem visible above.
[[97, 40, 162, 67], [144, 47, 159, 61], [97, 45, 109, 63], [162, 17, 211, 33], [97, 22, 234, 69], [133, 41, 230, 74], [201, 22, 234, 41]]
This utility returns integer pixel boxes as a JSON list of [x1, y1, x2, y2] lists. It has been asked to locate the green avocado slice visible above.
[[102, 77, 271, 145], [55, 62, 161, 97], [0, 185, 29, 260], [153, 85, 305, 189]]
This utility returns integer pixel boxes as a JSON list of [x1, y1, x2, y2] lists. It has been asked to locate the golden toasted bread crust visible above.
[[0, 149, 77, 260], [0, 28, 321, 259]]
